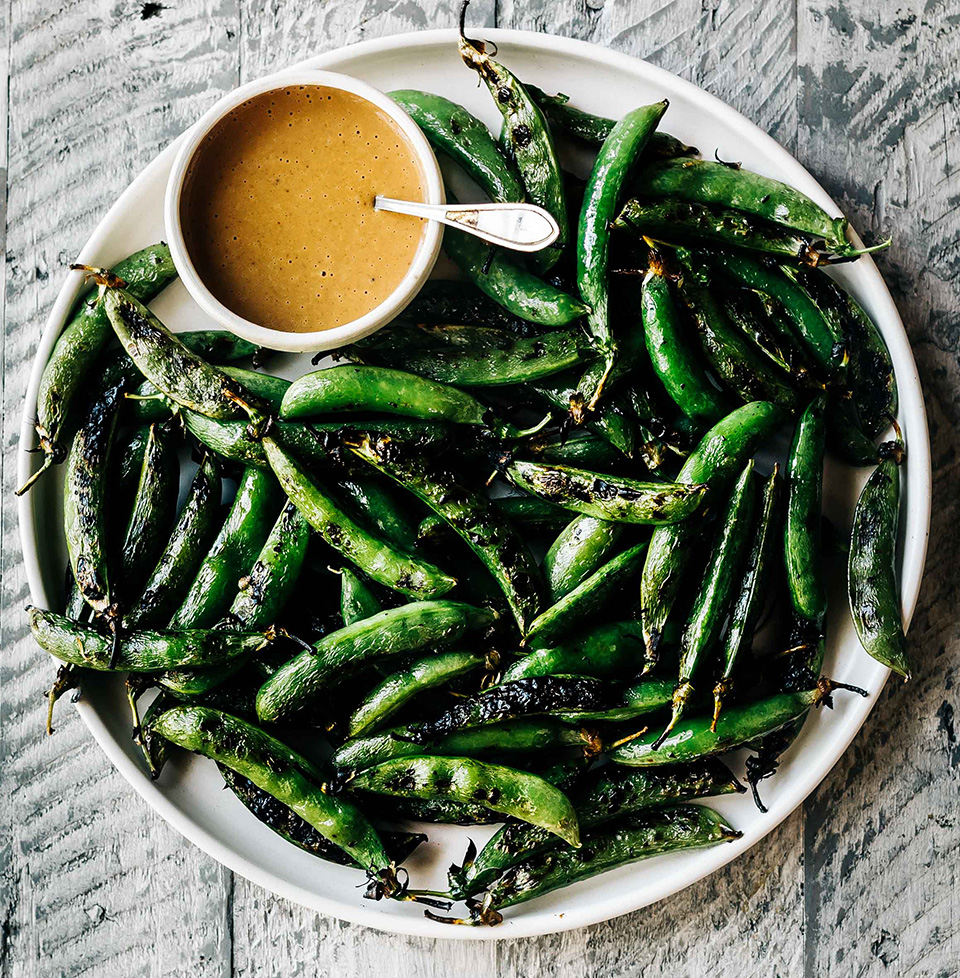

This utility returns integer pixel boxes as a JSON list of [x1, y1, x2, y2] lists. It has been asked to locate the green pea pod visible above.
[[576, 100, 669, 406], [543, 515, 623, 602], [125, 457, 223, 629], [714, 465, 782, 726], [525, 542, 649, 647], [255, 600, 495, 723], [169, 467, 281, 629], [720, 289, 799, 377], [531, 429, 623, 469], [348, 754, 580, 846], [347, 650, 487, 738], [657, 461, 758, 744], [152, 706, 394, 879], [388, 90, 523, 203], [22, 244, 177, 494], [451, 760, 741, 898], [848, 452, 910, 679], [826, 395, 882, 466], [641, 251, 730, 424], [29, 607, 271, 672], [263, 436, 454, 600], [785, 395, 828, 626], [458, 16, 568, 271], [507, 459, 708, 524], [340, 567, 383, 626], [396, 279, 533, 331], [349, 434, 543, 634], [558, 676, 676, 723], [637, 158, 851, 253], [640, 401, 784, 672], [494, 495, 570, 528], [333, 474, 420, 552]]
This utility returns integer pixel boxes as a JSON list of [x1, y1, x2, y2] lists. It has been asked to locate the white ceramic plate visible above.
[[18, 29, 930, 939]]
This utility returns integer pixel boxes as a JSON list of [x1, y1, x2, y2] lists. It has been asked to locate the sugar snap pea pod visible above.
[[556, 676, 676, 724], [719, 289, 798, 377], [575, 100, 669, 408], [450, 760, 742, 898], [503, 621, 646, 682], [28, 607, 273, 672], [508, 460, 707, 525], [713, 465, 781, 727], [396, 279, 533, 331], [530, 429, 622, 468], [340, 567, 383, 626], [388, 90, 523, 203], [169, 466, 281, 629], [656, 461, 758, 746], [348, 754, 580, 846], [22, 244, 177, 494], [330, 717, 598, 777], [640, 401, 784, 672], [348, 651, 487, 738], [152, 706, 396, 883], [115, 425, 152, 507], [525, 542, 649, 647], [334, 474, 420, 552], [220, 767, 427, 867], [848, 450, 910, 679], [494, 494, 569, 527], [136, 691, 173, 779], [641, 251, 730, 424], [118, 422, 180, 603], [349, 434, 542, 633], [459, 805, 737, 924], [637, 159, 851, 253], [182, 412, 268, 467], [458, 9, 568, 271], [543, 515, 623, 602], [785, 394, 828, 627], [826, 396, 882, 466], [125, 457, 223, 628], [256, 600, 494, 723], [263, 437, 454, 600]]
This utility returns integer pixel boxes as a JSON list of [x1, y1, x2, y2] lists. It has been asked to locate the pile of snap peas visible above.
[[24, 7, 913, 924]]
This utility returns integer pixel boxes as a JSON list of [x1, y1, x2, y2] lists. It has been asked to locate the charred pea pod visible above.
[[395, 279, 533, 331], [848, 449, 910, 679], [625, 384, 676, 473], [506, 459, 708, 525], [556, 676, 676, 723], [388, 90, 523, 203], [826, 395, 882, 466], [125, 457, 223, 629], [719, 289, 800, 377], [641, 250, 730, 425], [525, 542, 649, 647], [575, 100, 670, 409], [263, 436, 455, 600], [333, 474, 420, 553], [543, 515, 623, 602], [636, 159, 854, 254], [29, 607, 273, 672], [529, 429, 623, 468], [347, 754, 580, 846], [151, 706, 397, 886], [494, 495, 569, 528], [459, 806, 738, 925], [450, 760, 742, 898], [118, 422, 180, 603], [340, 567, 383, 626], [255, 600, 495, 723], [656, 461, 758, 746], [347, 651, 488, 738], [502, 620, 646, 682], [169, 466, 281, 629], [405, 676, 613, 744], [640, 401, 784, 673], [713, 465, 781, 727], [22, 243, 178, 495], [221, 766, 427, 868], [458, 11, 568, 271], [348, 434, 543, 634], [133, 690, 174, 779]]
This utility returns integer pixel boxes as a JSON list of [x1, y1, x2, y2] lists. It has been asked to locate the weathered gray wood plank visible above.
[[796, 3, 960, 975]]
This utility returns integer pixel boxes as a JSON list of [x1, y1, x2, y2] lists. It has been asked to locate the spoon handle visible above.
[[374, 197, 561, 253]]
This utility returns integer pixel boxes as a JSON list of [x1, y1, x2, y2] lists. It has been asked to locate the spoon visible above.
[[374, 196, 561, 253]]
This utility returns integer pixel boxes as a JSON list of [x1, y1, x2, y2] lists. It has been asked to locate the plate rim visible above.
[[16, 27, 932, 940]]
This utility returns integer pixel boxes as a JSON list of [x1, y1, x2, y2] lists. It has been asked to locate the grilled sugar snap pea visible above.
[[255, 600, 495, 723], [640, 401, 784, 673], [506, 459, 708, 524], [340, 567, 383, 626], [125, 457, 223, 629], [333, 474, 420, 552], [22, 243, 177, 494], [349, 434, 543, 634], [530, 429, 623, 468], [347, 754, 580, 846], [848, 448, 910, 679], [263, 436, 455, 600], [543, 515, 623, 602]]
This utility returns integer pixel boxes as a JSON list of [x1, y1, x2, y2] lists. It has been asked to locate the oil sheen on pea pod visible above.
[[543, 515, 623, 602]]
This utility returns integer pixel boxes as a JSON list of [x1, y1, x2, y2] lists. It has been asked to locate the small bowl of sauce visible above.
[[165, 70, 444, 353]]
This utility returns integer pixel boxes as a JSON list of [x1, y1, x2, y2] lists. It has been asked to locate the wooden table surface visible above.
[[1, 1, 957, 975]]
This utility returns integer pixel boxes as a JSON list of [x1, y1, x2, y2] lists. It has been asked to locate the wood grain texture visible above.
[[1, 1, 957, 976]]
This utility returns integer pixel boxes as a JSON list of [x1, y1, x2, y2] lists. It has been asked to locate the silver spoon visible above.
[[374, 196, 560, 253]]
